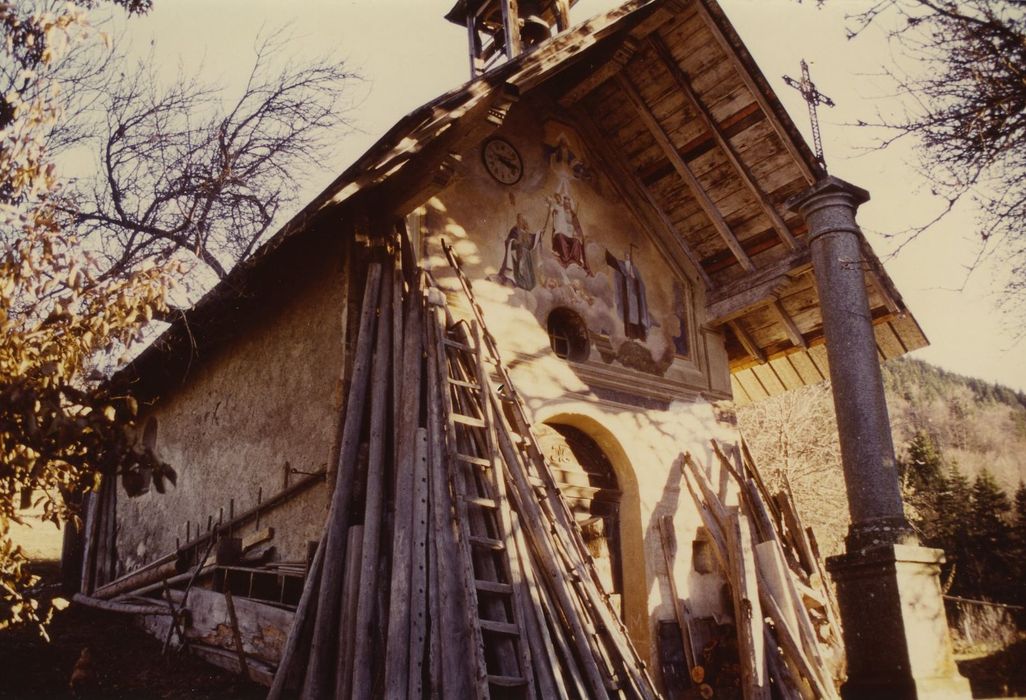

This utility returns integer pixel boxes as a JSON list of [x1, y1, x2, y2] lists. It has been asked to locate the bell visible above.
[[518, 0, 551, 47]]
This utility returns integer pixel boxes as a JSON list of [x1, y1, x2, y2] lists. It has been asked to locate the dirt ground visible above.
[[4, 562, 1026, 699], [0, 561, 266, 700]]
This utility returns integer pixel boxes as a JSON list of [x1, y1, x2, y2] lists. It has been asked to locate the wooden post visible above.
[[349, 276, 393, 700], [223, 589, 250, 680], [405, 429, 430, 700], [79, 490, 100, 595], [384, 295, 424, 699], [267, 537, 325, 700], [302, 262, 382, 699], [334, 526, 365, 699]]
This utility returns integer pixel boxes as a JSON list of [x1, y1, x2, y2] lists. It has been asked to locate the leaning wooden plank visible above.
[[335, 526, 365, 700], [724, 511, 770, 700], [658, 515, 696, 672], [302, 261, 382, 700], [760, 587, 838, 700], [493, 422, 610, 699], [255, 529, 319, 698], [79, 487, 100, 594], [71, 593, 172, 616], [406, 429, 430, 700], [223, 589, 250, 681], [508, 505, 564, 700], [425, 307, 476, 700], [350, 276, 394, 700], [384, 297, 424, 700]]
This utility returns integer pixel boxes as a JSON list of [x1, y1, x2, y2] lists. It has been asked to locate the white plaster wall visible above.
[[418, 94, 744, 673]]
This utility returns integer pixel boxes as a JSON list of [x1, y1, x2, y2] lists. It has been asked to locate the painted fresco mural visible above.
[[439, 115, 693, 378]]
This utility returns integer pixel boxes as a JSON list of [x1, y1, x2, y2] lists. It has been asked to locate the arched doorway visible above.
[[535, 422, 624, 613]]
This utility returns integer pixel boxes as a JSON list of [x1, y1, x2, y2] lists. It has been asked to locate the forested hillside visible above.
[[736, 357, 1026, 608]]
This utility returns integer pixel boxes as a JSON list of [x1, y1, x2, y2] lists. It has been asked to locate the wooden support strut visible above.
[[616, 72, 756, 273]]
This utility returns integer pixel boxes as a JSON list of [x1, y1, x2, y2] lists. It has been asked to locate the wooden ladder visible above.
[[439, 240, 658, 699], [430, 301, 536, 699]]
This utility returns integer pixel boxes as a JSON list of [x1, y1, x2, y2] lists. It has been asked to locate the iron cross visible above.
[[783, 59, 835, 169]]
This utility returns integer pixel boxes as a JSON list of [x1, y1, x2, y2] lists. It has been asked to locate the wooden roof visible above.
[[116, 0, 926, 404]]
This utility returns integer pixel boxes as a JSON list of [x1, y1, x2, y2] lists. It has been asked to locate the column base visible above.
[[827, 544, 971, 700]]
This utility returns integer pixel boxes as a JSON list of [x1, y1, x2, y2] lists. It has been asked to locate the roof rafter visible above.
[[573, 107, 714, 289], [646, 33, 799, 251], [691, 0, 816, 184], [768, 299, 807, 350], [728, 319, 766, 364], [616, 72, 756, 273]]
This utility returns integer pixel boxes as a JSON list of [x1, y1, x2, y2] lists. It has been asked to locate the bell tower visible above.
[[445, 0, 576, 78]]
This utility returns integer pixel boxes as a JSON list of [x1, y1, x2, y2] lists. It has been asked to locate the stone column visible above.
[[787, 176, 970, 700]]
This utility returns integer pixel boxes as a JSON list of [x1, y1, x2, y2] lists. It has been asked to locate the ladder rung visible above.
[[464, 496, 498, 509], [475, 580, 513, 595], [488, 675, 527, 688], [448, 378, 480, 390], [453, 414, 487, 428], [456, 453, 491, 467], [480, 619, 520, 636], [469, 535, 505, 551]]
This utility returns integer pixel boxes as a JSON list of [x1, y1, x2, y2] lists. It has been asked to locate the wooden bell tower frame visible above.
[[445, 0, 575, 77]]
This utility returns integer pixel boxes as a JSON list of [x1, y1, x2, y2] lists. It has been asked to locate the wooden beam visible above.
[[708, 275, 789, 325], [768, 299, 807, 350], [573, 108, 714, 288], [705, 249, 811, 323], [691, 0, 816, 184], [557, 37, 640, 108], [616, 72, 756, 272], [728, 319, 766, 364], [648, 34, 798, 251], [501, 0, 523, 59], [555, 0, 571, 31]]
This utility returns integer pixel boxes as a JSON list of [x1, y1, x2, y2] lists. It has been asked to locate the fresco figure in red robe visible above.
[[547, 181, 593, 276]]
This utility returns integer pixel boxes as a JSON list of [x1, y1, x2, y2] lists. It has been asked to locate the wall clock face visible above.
[[482, 138, 523, 185]]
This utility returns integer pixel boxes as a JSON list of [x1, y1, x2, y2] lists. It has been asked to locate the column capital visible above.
[[785, 175, 870, 217]]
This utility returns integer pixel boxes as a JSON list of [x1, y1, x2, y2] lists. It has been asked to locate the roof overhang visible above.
[[113, 0, 926, 405]]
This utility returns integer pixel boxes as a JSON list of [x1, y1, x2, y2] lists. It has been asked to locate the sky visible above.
[[99, 0, 1025, 392]]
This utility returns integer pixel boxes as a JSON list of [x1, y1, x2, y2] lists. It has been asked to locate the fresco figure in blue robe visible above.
[[605, 245, 651, 341], [498, 213, 541, 291]]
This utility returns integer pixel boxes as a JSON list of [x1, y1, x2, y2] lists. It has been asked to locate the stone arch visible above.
[[533, 410, 650, 664]]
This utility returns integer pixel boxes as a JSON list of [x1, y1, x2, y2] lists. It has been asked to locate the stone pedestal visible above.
[[827, 545, 972, 700]]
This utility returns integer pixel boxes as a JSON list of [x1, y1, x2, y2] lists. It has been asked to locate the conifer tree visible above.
[[967, 470, 1014, 600]]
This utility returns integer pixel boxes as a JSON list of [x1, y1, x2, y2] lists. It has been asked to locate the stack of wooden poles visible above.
[[679, 442, 845, 699], [268, 237, 657, 699]]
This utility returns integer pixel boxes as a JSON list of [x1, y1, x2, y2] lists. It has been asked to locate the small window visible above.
[[547, 307, 590, 362]]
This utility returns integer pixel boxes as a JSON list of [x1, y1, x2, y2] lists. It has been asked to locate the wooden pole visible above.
[[406, 429, 430, 700], [349, 276, 393, 700], [223, 589, 250, 680], [267, 537, 325, 700], [334, 525, 365, 700], [79, 490, 101, 595], [384, 294, 424, 699], [302, 262, 382, 699]]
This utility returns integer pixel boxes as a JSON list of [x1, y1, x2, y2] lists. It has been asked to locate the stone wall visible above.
[[115, 237, 348, 575]]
